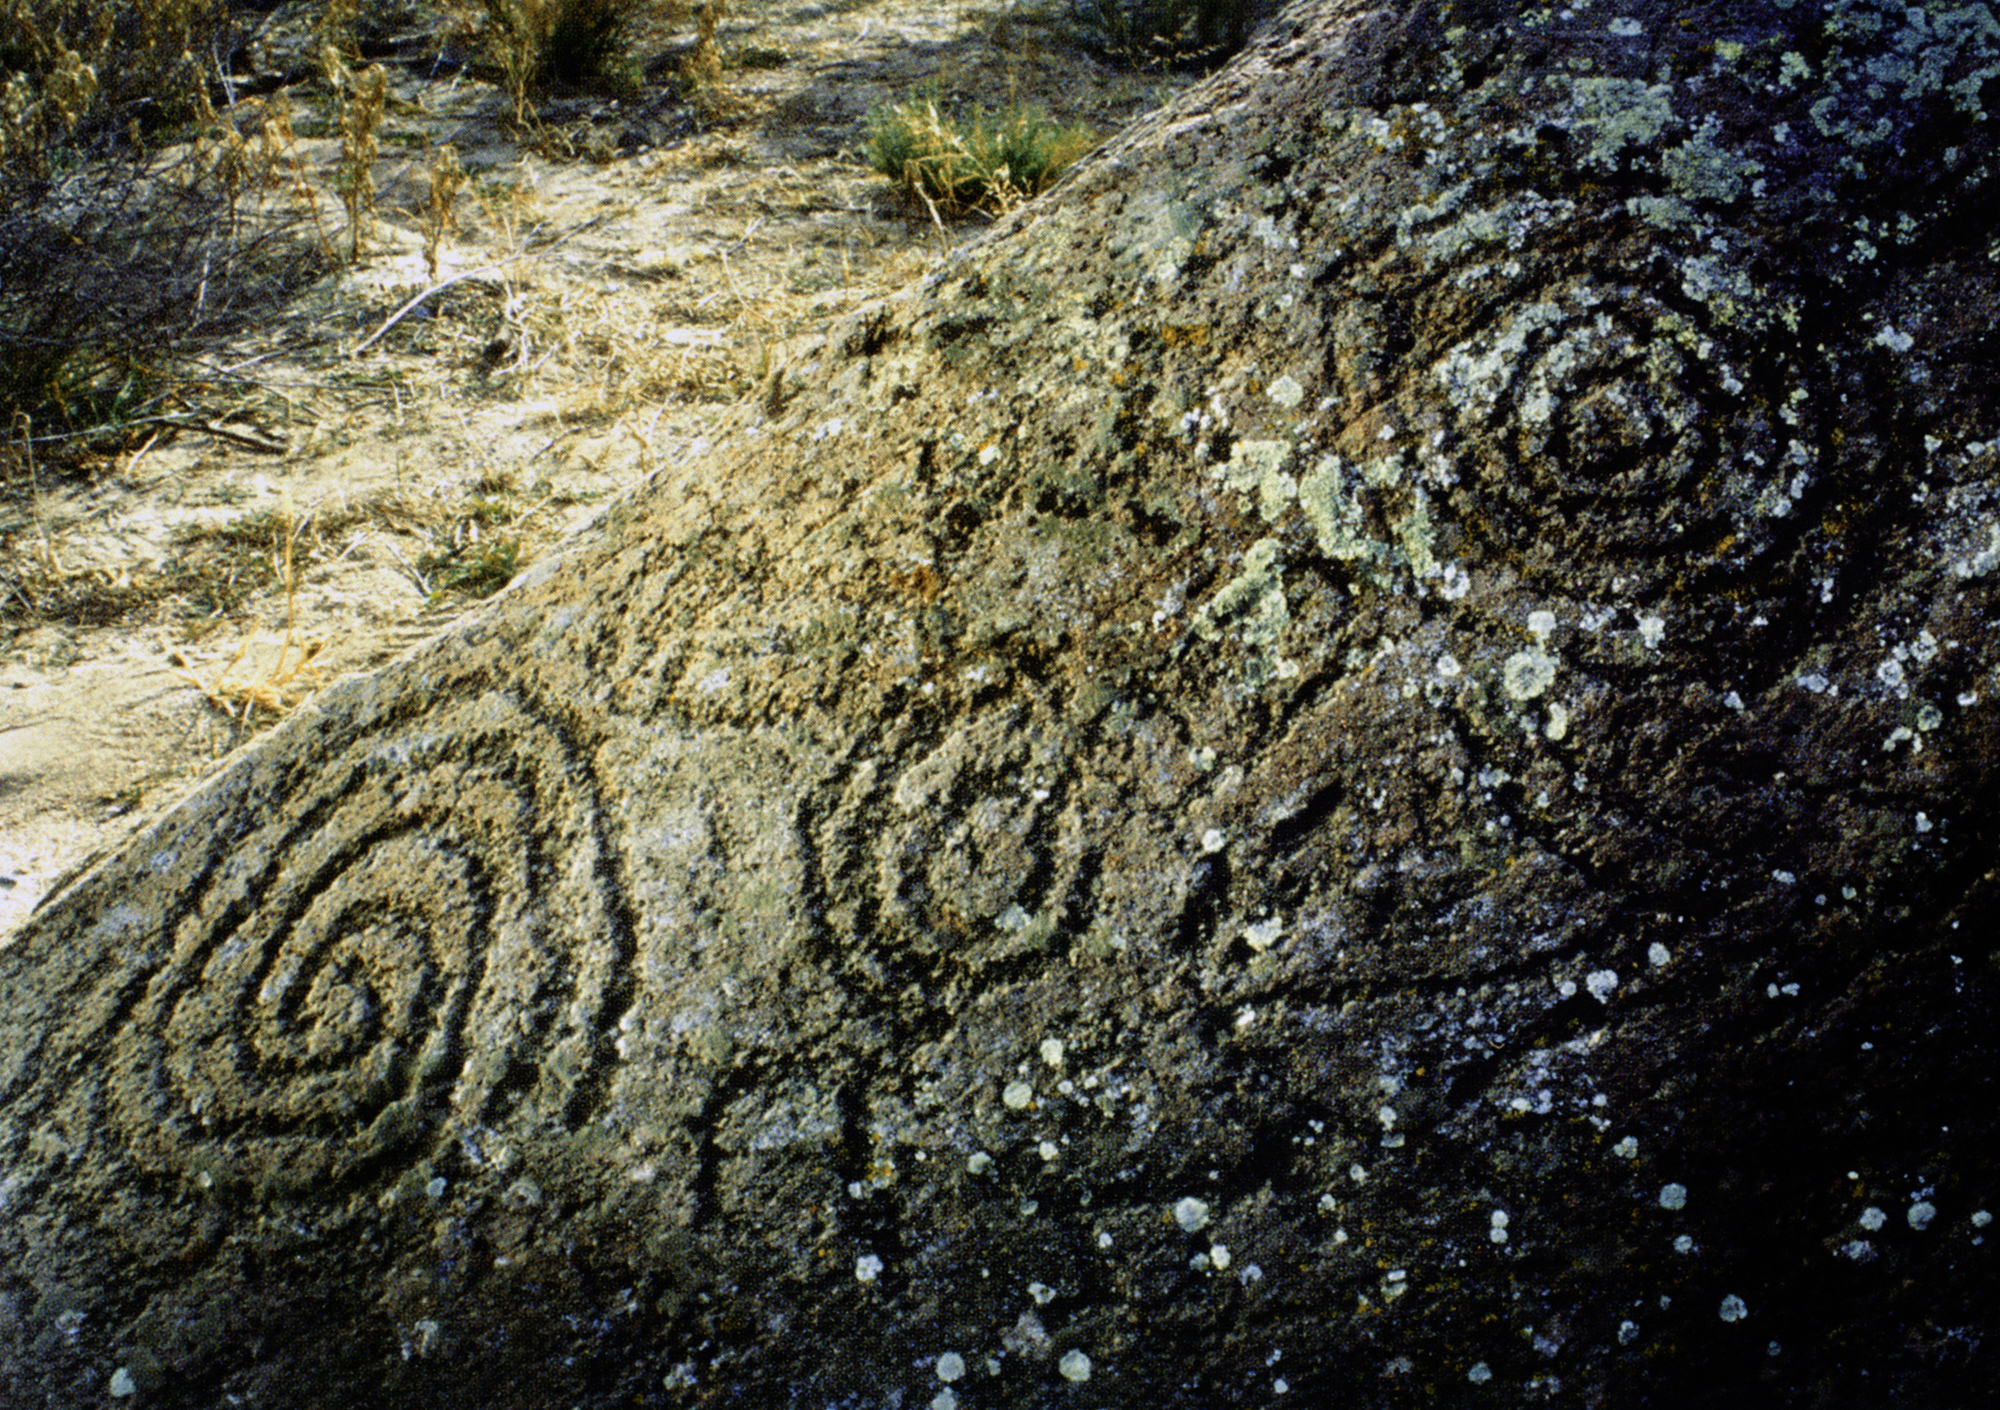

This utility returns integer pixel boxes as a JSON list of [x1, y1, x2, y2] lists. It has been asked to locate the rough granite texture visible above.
[[4, 1, 1999, 1406]]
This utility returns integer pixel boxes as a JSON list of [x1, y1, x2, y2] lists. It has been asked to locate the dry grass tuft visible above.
[[169, 512, 331, 721]]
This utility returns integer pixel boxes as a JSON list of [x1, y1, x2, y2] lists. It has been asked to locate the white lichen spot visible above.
[[1637, 614, 1666, 650], [1778, 52, 1812, 88], [1878, 658, 1907, 691], [1200, 828, 1227, 855], [1039, 1141, 1060, 1162], [1674, 1234, 1696, 1254], [1908, 1200, 1939, 1231], [1175, 1197, 1212, 1233], [1439, 563, 1472, 600], [1210, 1244, 1232, 1270], [109, 1368, 137, 1399], [1003, 1080, 1034, 1111], [1544, 701, 1572, 742], [1648, 942, 1672, 967], [1586, 969, 1619, 1003], [1059, 1349, 1093, 1383], [1438, 652, 1463, 679], [1028, 1281, 1056, 1305], [1872, 326, 1915, 353], [968, 1152, 994, 1175], [1528, 609, 1558, 641], [1719, 1295, 1748, 1323], [856, 1253, 884, 1283], [1503, 647, 1558, 701], [1660, 1183, 1689, 1210], [932, 1392, 959, 1410], [1859, 1207, 1888, 1231], [1267, 375, 1306, 409], [1490, 1209, 1511, 1244], [1040, 1038, 1067, 1069], [1973, 1210, 1993, 1228], [1618, 1319, 1640, 1345], [1469, 1361, 1495, 1384], [1243, 918, 1284, 953]]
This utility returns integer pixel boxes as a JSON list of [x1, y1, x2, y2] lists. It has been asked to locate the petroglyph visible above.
[[3, 683, 635, 1198], [4, 2, 1999, 1406]]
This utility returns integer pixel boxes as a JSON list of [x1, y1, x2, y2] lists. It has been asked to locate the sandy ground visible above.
[[0, 0, 1198, 939]]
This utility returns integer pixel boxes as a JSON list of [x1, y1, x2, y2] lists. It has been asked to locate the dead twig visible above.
[[350, 260, 519, 356]]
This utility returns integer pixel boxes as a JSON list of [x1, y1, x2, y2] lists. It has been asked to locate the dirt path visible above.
[[0, 0, 1196, 939]]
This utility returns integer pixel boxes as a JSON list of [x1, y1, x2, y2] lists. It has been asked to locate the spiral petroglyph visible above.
[[1431, 276, 1817, 592], [28, 686, 635, 1197]]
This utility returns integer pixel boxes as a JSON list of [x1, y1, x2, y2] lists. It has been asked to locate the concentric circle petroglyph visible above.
[[63, 686, 634, 1196], [1432, 278, 1813, 590]]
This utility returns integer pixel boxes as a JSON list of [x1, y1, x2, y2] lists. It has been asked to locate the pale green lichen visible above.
[[1396, 484, 1440, 580], [1298, 456, 1384, 565], [1502, 647, 1558, 701], [1565, 78, 1677, 166], [1219, 440, 1299, 522], [1192, 539, 1289, 647], [1662, 126, 1765, 205]]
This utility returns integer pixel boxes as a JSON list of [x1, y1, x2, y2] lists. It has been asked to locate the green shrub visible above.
[[1069, 0, 1259, 69], [864, 96, 1097, 219]]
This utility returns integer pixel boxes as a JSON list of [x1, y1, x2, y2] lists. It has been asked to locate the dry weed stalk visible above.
[[324, 47, 388, 261], [421, 144, 465, 283], [256, 95, 340, 261], [170, 512, 330, 721]]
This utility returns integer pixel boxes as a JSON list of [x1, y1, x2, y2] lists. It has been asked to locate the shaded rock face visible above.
[[5, 1, 2000, 1404]]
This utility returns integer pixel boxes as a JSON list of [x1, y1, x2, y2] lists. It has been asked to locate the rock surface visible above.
[[5, 1, 1999, 1405]]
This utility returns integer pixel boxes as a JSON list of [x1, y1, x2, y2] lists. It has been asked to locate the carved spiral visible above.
[[1430, 277, 1808, 591], [89, 687, 634, 1195]]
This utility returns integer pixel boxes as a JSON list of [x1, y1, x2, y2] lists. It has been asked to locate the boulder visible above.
[[4, 1, 1998, 1405]]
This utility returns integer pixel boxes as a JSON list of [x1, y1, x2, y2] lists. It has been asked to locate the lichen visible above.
[[1191, 538, 1289, 649]]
